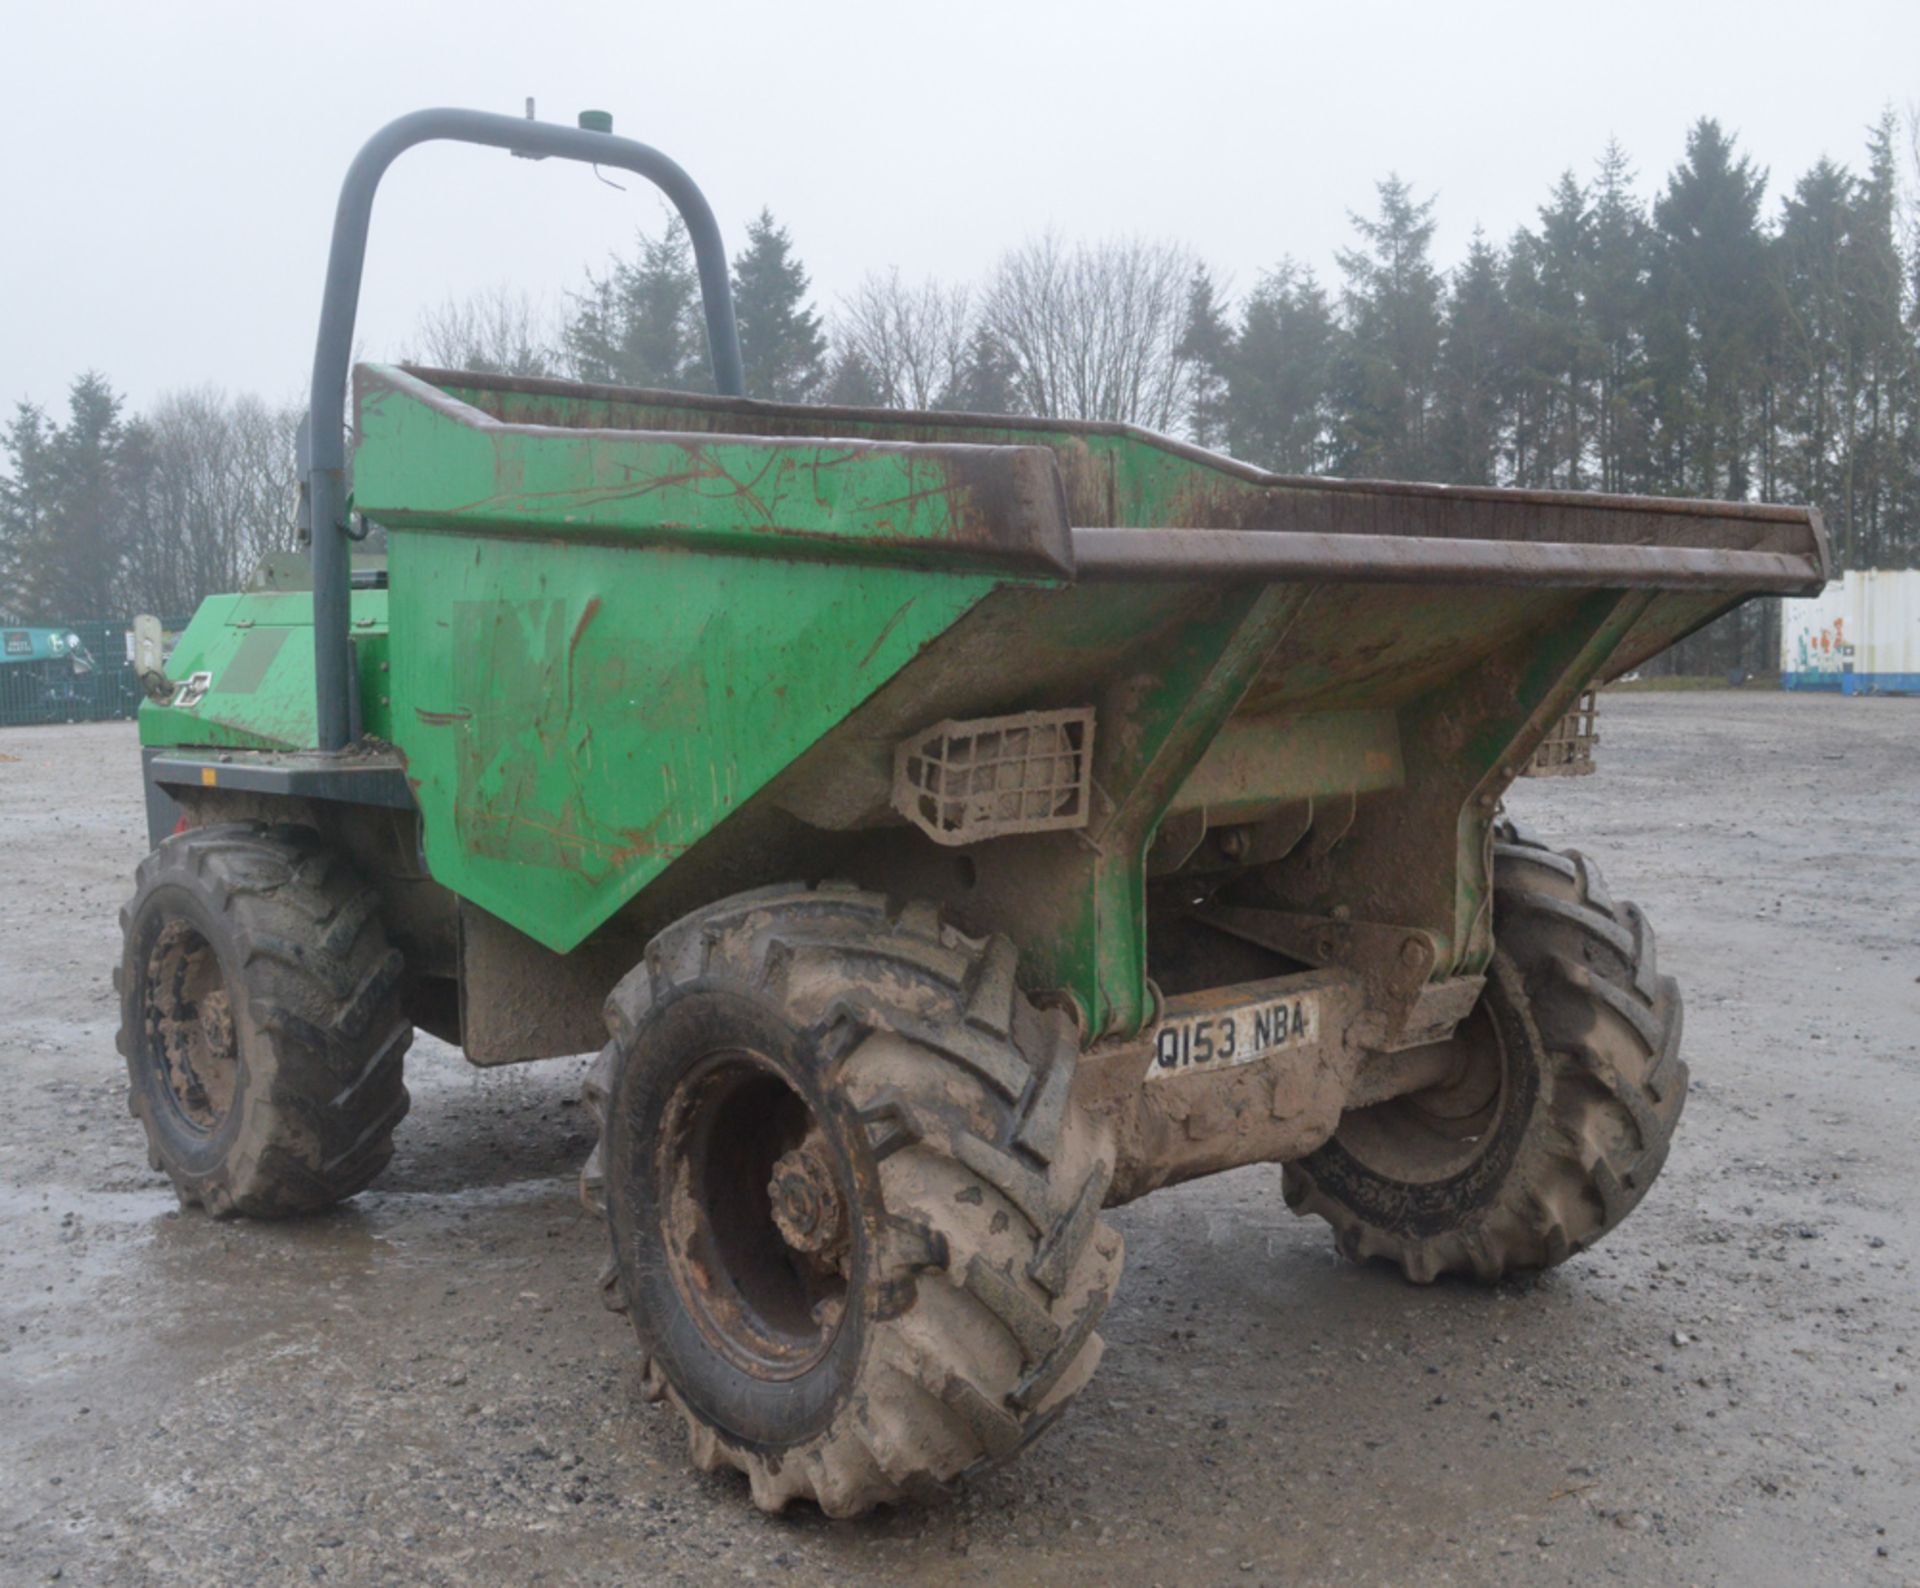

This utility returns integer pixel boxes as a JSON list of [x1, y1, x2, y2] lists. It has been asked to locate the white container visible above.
[[1781, 567, 1920, 694]]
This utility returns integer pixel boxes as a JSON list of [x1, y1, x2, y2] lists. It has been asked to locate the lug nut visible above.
[[769, 1143, 846, 1260]]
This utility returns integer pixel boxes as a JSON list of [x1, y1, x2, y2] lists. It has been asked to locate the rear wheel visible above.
[[1283, 822, 1686, 1281], [582, 884, 1123, 1515], [116, 823, 412, 1217]]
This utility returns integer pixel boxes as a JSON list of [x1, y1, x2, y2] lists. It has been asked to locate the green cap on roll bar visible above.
[[578, 109, 613, 133]]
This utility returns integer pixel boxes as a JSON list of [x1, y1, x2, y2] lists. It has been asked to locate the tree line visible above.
[[5, 114, 1917, 675], [0, 380, 299, 624]]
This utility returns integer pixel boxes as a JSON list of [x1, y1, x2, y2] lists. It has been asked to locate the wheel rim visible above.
[[1332, 998, 1507, 1184], [655, 1050, 852, 1381], [142, 918, 241, 1133]]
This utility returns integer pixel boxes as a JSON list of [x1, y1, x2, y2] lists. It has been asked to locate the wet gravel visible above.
[[2, 694, 1916, 1586]]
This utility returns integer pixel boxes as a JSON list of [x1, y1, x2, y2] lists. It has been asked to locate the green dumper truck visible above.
[[120, 108, 1829, 1515]]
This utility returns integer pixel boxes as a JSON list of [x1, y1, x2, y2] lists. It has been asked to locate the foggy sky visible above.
[[4, 0, 1916, 421]]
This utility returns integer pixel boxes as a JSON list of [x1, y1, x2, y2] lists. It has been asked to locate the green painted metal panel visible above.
[[138, 590, 391, 751], [1173, 709, 1404, 817], [352, 366, 1072, 575], [1057, 584, 1307, 1037], [385, 530, 1009, 953], [844, 578, 1311, 1038]]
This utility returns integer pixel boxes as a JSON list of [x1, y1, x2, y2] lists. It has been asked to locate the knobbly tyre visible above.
[[118, 106, 1830, 1517]]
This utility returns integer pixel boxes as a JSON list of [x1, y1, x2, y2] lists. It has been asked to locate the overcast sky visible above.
[[4, 0, 1917, 421]]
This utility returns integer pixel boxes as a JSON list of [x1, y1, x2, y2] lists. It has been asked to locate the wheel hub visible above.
[[654, 1052, 851, 1380], [198, 988, 236, 1066], [1329, 980, 1509, 1183], [768, 1140, 847, 1264], [145, 919, 240, 1132]]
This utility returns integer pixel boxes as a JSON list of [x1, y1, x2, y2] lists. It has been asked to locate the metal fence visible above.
[[0, 617, 192, 729]]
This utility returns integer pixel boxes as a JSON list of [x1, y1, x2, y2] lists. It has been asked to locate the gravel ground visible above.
[[2, 693, 1916, 1588]]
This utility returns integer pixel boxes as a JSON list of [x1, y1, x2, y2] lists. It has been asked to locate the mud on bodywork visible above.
[[141, 359, 1826, 1070]]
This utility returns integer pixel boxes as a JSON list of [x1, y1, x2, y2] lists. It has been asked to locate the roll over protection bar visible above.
[[306, 107, 744, 752]]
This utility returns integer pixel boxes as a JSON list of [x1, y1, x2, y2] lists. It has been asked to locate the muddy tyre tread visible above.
[[118, 823, 412, 1218], [582, 884, 1123, 1516], [1283, 819, 1685, 1282]]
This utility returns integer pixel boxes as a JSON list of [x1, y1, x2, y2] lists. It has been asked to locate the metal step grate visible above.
[[1525, 690, 1599, 777], [893, 708, 1095, 845]]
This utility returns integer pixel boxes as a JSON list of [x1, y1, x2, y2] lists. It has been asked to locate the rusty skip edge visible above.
[[1070, 526, 1827, 594], [377, 365, 1827, 595], [412, 364, 1827, 526], [356, 365, 1079, 577]]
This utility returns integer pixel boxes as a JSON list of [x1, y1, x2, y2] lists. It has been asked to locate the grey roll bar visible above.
[[306, 107, 745, 752]]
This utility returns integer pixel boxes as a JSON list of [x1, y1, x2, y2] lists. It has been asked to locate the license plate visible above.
[[1147, 988, 1320, 1081]]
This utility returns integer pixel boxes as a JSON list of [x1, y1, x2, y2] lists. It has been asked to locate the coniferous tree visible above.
[[821, 348, 883, 407], [1895, 122, 1920, 560], [1530, 172, 1598, 487], [1847, 114, 1910, 568], [1771, 158, 1857, 540], [1587, 142, 1655, 493], [49, 375, 133, 619], [1177, 266, 1234, 449], [563, 217, 710, 390], [1647, 123, 1778, 671], [732, 209, 827, 402], [1500, 227, 1552, 486], [0, 374, 142, 620], [0, 402, 52, 618], [937, 328, 1022, 416], [1433, 231, 1507, 485], [1227, 262, 1337, 473], [1647, 120, 1771, 500], [1329, 177, 1445, 479]]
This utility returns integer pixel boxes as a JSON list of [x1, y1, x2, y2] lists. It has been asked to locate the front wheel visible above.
[[582, 885, 1123, 1516], [115, 823, 412, 1217], [1283, 822, 1686, 1282]]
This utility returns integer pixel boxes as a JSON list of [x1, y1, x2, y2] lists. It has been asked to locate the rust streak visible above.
[[569, 596, 603, 664], [859, 598, 918, 670], [464, 806, 690, 864]]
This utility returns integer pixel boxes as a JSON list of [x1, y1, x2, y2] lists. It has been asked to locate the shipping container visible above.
[[1781, 568, 1920, 694]]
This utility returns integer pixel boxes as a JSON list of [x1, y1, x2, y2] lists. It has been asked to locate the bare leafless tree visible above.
[[979, 234, 1201, 428], [406, 285, 560, 377], [833, 271, 972, 409], [122, 389, 301, 615]]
